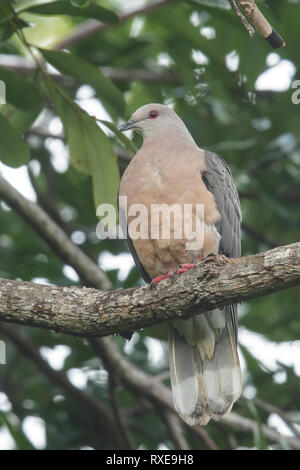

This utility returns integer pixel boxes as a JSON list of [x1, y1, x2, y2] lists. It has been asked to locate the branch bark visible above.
[[235, 0, 285, 49], [0, 242, 300, 336]]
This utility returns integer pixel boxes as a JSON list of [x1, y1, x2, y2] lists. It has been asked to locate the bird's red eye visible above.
[[148, 110, 159, 119]]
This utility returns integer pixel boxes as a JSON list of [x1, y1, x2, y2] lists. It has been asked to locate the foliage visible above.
[[0, 0, 300, 450]]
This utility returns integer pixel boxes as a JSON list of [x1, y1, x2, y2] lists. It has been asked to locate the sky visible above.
[[0, 35, 298, 450]]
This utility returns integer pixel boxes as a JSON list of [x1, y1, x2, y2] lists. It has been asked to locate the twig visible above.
[[222, 411, 300, 448], [235, 0, 285, 49], [158, 406, 190, 450], [192, 426, 220, 450], [229, 0, 255, 36], [253, 397, 300, 438]]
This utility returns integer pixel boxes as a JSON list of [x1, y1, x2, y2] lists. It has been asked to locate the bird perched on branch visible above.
[[118, 103, 242, 426]]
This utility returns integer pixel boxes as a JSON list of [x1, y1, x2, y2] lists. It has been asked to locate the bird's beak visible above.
[[118, 120, 136, 132]]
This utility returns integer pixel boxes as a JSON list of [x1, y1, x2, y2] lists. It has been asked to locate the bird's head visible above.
[[118, 103, 188, 139]]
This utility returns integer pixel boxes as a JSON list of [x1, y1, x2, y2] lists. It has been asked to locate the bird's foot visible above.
[[171, 263, 196, 278], [150, 273, 173, 289], [150, 263, 196, 289]]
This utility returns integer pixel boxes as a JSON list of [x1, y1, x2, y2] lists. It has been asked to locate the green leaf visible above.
[[7, 106, 42, 135], [24, 1, 119, 24], [0, 0, 13, 17], [0, 113, 30, 167], [45, 81, 120, 213], [0, 68, 43, 113], [39, 48, 125, 116], [0, 1, 29, 40], [100, 120, 137, 154], [67, 109, 120, 212]]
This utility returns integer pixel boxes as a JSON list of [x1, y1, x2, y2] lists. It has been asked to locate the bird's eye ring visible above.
[[148, 110, 159, 119]]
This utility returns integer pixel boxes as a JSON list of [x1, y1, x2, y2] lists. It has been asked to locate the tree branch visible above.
[[90, 338, 300, 450], [158, 406, 190, 450], [222, 411, 300, 449], [0, 322, 128, 449], [253, 397, 300, 438], [0, 175, 112, 291], [235, 0, 285, 49], [0, 242, 300, 336], [229, 0, 255, 36]]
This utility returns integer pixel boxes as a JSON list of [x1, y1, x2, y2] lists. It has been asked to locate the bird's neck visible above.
[[141, 124, 197, 151]]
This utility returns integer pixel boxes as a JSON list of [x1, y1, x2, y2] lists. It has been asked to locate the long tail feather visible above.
[[168, 308, 242, 425]]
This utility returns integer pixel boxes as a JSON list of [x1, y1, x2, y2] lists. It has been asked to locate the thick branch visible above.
[[0, 242, 300, 336], [0, 175, 112, 291], [0, 322, 129, 449]]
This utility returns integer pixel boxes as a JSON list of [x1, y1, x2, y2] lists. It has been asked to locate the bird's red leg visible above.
[[150, 272, 173, 288], [150, 263, 197, 288], [172, 263, 196, 276]]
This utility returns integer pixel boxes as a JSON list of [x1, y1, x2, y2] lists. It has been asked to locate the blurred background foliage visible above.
[[0, 0, 300, 450]]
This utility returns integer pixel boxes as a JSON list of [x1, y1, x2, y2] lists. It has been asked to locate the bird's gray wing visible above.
[[202, 150, 242, 341], [203, 150, 241, 258], [125, 232, 152, 283], [117, 191, 151, 339]]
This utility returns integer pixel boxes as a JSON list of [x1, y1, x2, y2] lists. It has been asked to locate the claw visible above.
[[173, 263, 196, 276]]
